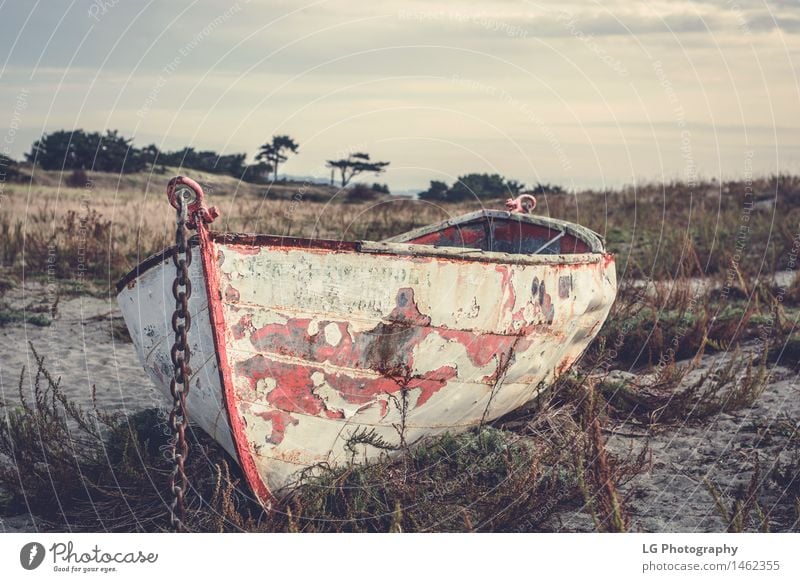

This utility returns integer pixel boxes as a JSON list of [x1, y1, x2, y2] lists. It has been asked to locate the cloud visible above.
[[746, 13, 800, 34], [1, 0, 798, 189]]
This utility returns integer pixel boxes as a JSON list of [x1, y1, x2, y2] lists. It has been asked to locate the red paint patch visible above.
[[238, 291, 537, 386], [413, 365, 458, 406], [387, 288, 431, 326], [229, 244, 261, 255], [406, 223, 486, 248], [437, 328, 515, 368], [225, 286, 241, 302], [236, 355, 345, 420], [253, 409, 299, 445], [249, 318, 357, 367], [324, 364, 457, 409], [494, 265, 515, 314], [232, 313, 254, 340]]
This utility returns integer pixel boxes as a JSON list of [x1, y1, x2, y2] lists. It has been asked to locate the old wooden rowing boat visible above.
[[116, 179, 616, 506]]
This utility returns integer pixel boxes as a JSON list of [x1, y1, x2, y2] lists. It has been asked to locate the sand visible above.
[[1, 281, 798, 532], [555, 351, 800, 532], [0, 281, 170, 533], [0, 281, 169, 414]]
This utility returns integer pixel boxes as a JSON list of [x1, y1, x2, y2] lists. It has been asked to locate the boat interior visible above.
[[385, 210, 604, 256]]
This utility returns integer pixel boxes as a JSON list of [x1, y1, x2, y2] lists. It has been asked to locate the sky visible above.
[[1, 0, 799, 192]]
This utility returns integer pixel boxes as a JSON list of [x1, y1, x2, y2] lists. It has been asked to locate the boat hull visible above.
[[118, 235, 616, 503]]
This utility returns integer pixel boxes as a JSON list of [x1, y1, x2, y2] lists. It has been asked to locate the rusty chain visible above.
[[169, 190, 193, 532]]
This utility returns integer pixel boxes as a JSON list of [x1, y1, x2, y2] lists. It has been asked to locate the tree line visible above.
[[20, 129, 392, 188], [9, 128, 565, 200], [418, 174, 563, 202]]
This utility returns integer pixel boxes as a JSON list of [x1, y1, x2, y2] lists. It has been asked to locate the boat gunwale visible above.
[[115, 211, 610, 293]]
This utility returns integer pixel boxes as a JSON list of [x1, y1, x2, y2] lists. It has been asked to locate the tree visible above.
[[0, 154, 20, 182], [418, 180, 449, 202], [531, 182, 564, 195], [26, 129, 146, 173], [256, 135, 299, 182], [346, 183, 379, 202], [23, 128, 271, 182], [217, 153, 247, 177], [448, 173, 508, 201], [418, 175, 525, 202], [326, 152, 390, 187], [93, 130, 143, 173], [27, 130, 83, 170], [139, 144, 160, 166], [157, 147, 249, 179], [506, 179, 525, 195], [241, 161, 274, 185]]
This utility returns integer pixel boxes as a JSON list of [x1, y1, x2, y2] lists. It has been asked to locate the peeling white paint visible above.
[[118, 214, 617, 498]]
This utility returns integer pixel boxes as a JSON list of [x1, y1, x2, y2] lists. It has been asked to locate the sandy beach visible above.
[[0, 281, 169, 414], [2, 280, 797, 533], [597, 354, 799, 533]]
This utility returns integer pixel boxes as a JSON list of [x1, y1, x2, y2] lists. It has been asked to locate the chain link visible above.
[[169, 192, 193, 532]]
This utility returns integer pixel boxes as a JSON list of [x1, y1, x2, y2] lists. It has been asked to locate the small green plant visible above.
[[0, 306, 50, 327], [705, 461, 770, 533]]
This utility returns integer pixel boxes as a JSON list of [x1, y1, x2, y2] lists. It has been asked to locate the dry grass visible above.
[[767, 418, 800, 531], [0, 170, 477, 286], [705, 461, 771, 533], [0, 343, 650, 532], [4, 169, 800, 289], [571, 383, 646, 533], [593, 346, 770, 427]]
